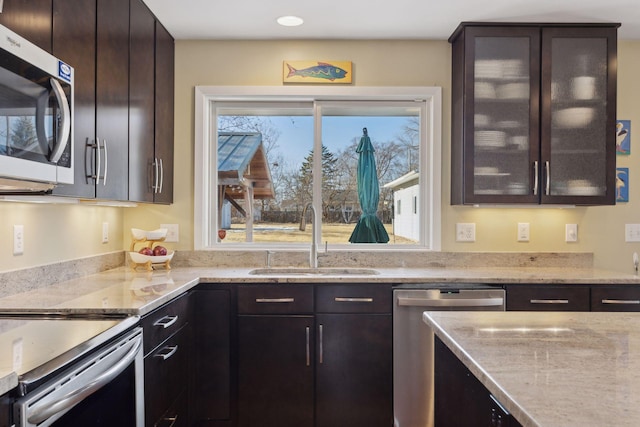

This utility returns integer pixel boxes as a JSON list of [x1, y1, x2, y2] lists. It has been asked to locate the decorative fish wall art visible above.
[[283, 60, 352, 84]]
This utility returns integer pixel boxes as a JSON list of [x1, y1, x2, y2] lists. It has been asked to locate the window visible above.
[[194, 86, 442, 250]]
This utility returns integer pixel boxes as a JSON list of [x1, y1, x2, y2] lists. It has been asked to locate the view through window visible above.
[[194, 87, 442, 250]]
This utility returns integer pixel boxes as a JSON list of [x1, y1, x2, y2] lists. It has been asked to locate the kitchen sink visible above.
[[248, 267, 380, 276]]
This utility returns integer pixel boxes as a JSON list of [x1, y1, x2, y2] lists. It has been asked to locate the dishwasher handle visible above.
[[397, 296, 504, 308]]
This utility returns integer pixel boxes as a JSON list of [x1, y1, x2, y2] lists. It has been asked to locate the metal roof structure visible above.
[[218, 132, 275, 200]]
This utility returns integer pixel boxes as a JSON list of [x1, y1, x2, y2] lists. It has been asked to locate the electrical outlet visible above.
[[517, 223, 530, 242], [13, 225, 24, 255], [12, 338, 23, 371], [161, 224, 179, 242], [626, 224, 640, 242], [565, 224, 578, 242], [102, 222, 109, 243], [456, 223, 476, 242]]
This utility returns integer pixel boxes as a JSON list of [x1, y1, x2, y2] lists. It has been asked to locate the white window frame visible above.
[[194, 86, 442, 251]]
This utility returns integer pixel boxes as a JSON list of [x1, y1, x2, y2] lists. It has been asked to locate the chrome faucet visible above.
[[302, 202, 318, 268]]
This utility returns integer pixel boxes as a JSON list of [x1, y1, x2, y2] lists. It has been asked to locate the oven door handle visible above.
[[397, 296, 504, 307], [27, 335, 142, 425]]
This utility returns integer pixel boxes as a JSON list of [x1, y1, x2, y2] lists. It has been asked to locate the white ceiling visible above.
[[142, 0, 639, 40]]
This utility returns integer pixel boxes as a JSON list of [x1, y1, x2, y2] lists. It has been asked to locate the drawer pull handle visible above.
[[154, 315, 178, 328], [154, 345, 178, 361], [602, 299, 640, 305], [255, 298, 295, 303], [530, 299, 569, 304], [334, 297, 373, 303], [319, 324, 324, 364], [305, 326, 310, 367]]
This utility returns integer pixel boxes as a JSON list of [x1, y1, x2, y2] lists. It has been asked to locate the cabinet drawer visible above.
[[506, 285, 590, 311], [238, 284, 313, 314], [141, 292, 190, 355], [591, 286, 640, 311], [316, 284, 392, 313], [145, 324, 189, 426]]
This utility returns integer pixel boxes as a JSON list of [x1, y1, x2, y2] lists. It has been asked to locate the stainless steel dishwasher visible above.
[[393, 284, 505, 427]]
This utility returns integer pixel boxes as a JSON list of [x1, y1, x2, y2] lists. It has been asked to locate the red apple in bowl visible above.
[[153, 245, 168, 256], [138, 247, 153, 256]]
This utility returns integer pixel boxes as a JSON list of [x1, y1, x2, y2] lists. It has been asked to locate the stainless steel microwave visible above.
[[0, 24, 74, 193]]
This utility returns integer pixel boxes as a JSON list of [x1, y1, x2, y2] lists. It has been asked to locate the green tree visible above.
[[297, 144, 338, 219], [11, 116, 38, 150]]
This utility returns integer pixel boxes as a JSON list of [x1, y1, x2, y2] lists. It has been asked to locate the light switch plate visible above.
[[565, 224, 578, 242], [456, 223, 476, 242], [161, 224, 179, 242], [13, 225, 24, 255], [517, 223, 530, 242], [625, 224, 640, 242]]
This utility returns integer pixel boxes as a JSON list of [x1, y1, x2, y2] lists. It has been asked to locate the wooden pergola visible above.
[[217, 132, 275, 241]]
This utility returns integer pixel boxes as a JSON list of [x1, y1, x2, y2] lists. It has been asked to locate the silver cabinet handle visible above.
[[49, 78, 72, 163], [102, 139, 108, 185], [153, 158, 160, 193], [305, 326, 310, 367], [153, 315, 178, 328], [533, 160, 539, 195], [154, 345, 178, 361], [255, 298, 294, 303], [87, 139, 102, 184], [602, 299, 640, 305], [334, 297, 373, 303], [319, 324, 324, 364], [545, 160, 550, 195], [397, 297, 504, 307], [530, 299, 569, 304], [159, 157, 164, 193]]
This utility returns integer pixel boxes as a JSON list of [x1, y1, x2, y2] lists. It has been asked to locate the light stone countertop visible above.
[[423, 311, 640, 427], [0, 265, 639, 317]]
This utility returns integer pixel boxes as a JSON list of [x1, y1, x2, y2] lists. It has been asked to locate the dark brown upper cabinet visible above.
[[450, 23, 619, 206], [0, 0, 52, 52]]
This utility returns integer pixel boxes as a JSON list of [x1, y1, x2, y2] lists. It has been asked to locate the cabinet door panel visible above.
[[591, 286, 640, 312], [95, 0, 129, 200], [51, 0, 97, 198], [0, 0, 52, 51], [316, 313, 392, 427], [154, 22, 175, 204], [541, 27, 617, 205], [238, 315, 314, 427], [128, 0, 155, 202], [506, 285, 590, 311]]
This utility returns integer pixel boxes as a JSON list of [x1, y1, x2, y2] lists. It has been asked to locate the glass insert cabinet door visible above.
[[462, 26, 541, 204], [541, 27, 617, 204]]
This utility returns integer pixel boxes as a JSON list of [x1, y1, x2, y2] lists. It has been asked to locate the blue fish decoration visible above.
[[286, 62, 348, 81]]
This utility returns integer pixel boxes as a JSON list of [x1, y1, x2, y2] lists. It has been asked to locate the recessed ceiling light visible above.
[[277, 15, 304, 27]]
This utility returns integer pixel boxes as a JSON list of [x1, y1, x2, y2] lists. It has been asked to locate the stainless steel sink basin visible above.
[[248, 267, 380, 276]]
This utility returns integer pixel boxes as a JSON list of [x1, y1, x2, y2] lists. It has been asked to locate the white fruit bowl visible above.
[[131, 228, 168, 241], [129, 250, 174, 264]]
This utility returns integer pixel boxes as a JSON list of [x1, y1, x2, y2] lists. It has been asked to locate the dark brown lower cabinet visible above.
[[505, 285, 590, 311], [591, 286, 640, 311], [435, 337, 521, 427], [191, 288, 232, 427], [0, 393, 9, 427], [315, 313, 393, 427], [145, 324, 190, 426], [238, 315, 315, 427]]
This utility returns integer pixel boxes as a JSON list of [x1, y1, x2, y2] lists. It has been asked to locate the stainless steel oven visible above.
[[12, 320, 143, 427], [393, 284, 505, 427]]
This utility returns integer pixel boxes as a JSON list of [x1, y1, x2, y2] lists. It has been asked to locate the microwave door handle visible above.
[[27, 335, 142, 425], [48, 78, 71, 164], [35, 89, 50, 156]]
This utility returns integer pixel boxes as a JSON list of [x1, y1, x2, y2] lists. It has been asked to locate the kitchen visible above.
[[0, 0, 640, 426]]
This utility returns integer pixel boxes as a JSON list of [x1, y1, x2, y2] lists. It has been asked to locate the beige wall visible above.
[[2, 39, 638, 274]]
